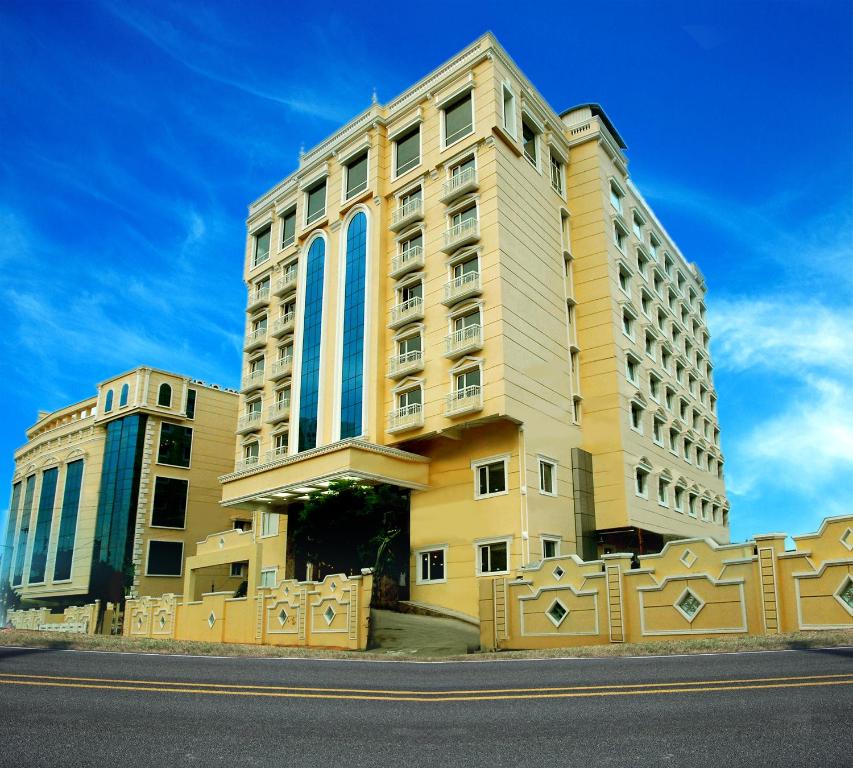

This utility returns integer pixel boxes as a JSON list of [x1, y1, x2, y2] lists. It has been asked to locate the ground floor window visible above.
[[542, 536, 560, 559], [417, 547, 446, 583], [259, 568, 276, 589], [477, 539, 509, 574]]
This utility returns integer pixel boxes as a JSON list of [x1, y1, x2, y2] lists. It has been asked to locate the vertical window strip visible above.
[[53, 460, 84, 581], [2, 481, 22, 585], [12, 475, 36, 585], [297, 238, 326, 451], [28, 467, 58, 583], [340, 212, 367, 439]]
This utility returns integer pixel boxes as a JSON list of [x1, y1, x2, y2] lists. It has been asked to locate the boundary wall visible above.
[[7, 601, 117, 635]]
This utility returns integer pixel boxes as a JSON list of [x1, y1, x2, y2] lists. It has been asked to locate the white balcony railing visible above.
[[440, 167, 478, 203], [274, 269, 298, 296], [237, 412, 262, 433], [252, 249, 270, 268], [390, 197, 424, 231], [389, 296, 424, 328], [387, 350, 424, 378], [445, 324, 483, 357], [247, 285, 270, 309], [266, 401, 290, 422], [442, 217, 480, 253], [442, 271, 481, 304], [271, 312, 295, 337], [264, 446, 289, 463], [237, 455, 260, 471], [244, 327, 267, 350], [446, 385, 483, 416], [270, 357, 293, 380], [388, 403, 423, 433], [390, 245, 424, 278], [240, 370, 265, 392]]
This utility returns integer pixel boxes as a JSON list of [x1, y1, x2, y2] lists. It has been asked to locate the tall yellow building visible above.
[[218, 33, 728, 621], [2, 367, 239, 610]]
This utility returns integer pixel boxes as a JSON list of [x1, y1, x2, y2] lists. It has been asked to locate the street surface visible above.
[[0, 644, 850, 767]]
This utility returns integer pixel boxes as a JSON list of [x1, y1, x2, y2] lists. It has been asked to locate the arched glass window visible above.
[[119, 383, 129, 407], [158, 383, 172, 407], [104, 389, 114, 413], [340, 212, 367, 439], [297, 237, 326, 451]]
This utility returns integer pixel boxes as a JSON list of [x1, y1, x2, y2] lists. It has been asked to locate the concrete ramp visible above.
[[369, 609, 479, 657]]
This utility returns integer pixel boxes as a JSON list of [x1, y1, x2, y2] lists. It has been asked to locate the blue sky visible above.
[[1, 1, 850, 545]]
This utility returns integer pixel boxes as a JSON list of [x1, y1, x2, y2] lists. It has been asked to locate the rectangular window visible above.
[[674, 487, 684, 513], [478, 540, 509, 574], [549, 152, 564, 194], [632, 213, 643, 239], [542, 538, 559, 559], [626, 355, 639, 385], [280, 208, 296, 248], [610, 182, 623, 212], [146, 540, 183, 576], [522, 119, 537, 166], [635, 466, 649, 498], [253, 227, 271, 267], [614, 221, 627, 251], [395, 125, 420, 176], [53, 460, 84, 581], [418, 548, 446, 583], [185, 388, 196, 419], [151, 476, 188, 528], [230, 562, 247, 578], [653, 417, 664, 445], [345, 152, 368, 198], [474, 459, 507, 499], [306, 179, 327, 225], [630, 401, 644, 433], [28, 467, 58, 583], [444, 92, 473, 146], [502, 85, 516, 136], [539, 458, 556, 495], [259, 568, 276, 589], [260, 511, 278, 537], [157, 423, 193, 467], [658, 479, 669, 506], [398, 386, 422, 410]]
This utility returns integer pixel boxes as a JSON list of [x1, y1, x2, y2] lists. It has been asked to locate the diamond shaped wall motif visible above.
[[278, 608, 288, 627], [546, 599, 569, 627], [330, 581, 337, 592], [323, 605, 336, 625], [218, 537, 225, 549], [159, 615, 166, 630], [680, 549, 697, 568], [674, 589, 704, 622], [836, 576, 853, 612], [553, 565, 565, 581], [136, 615, 143, 629], [841, 528, 853, 552], [208, 611, 216, 629]]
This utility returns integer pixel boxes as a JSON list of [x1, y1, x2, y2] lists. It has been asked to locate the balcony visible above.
[[387, 350, 424, 379], [240, 370, 265, 393], [442, 271, 481, 305], [266, 401, 290, 423], [442, 217, 480, 253], [388, 403, 423, 433], [243, 327, 268, 351], [246, 286, 270, 311], [390, 198, 424, 232], [236, 455, 260, 472], [273, 269, 298, 296], [445, 385, 483, 417], [389, 297, 424, 329], [440, 167, 478, 204], [389, 246, 424, 279], [271, 312, 295, 338], [236, 411, 262, 435], [264, 446, 289, 463], [269, 357, 293, 381], [445, 324, 483, 358]]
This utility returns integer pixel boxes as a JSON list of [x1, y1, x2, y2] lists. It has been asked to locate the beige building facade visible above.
[[2, 367, 239, 610], [219, 33, 727, 621]]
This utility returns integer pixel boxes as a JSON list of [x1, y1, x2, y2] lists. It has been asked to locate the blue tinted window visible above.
[[158, 383, 172, 407], [28, 467, 58, 583], [298, 238, 326, 451], [104, 389, 114, 412], [340, 212, 367, 439], [119, 383, 129, 407], [1, 481, 22, 586], [12, 475, 36, 586], [53, 459, 84, 581]]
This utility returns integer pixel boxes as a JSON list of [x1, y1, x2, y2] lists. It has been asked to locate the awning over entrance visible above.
[[219, 438, 430, 510]]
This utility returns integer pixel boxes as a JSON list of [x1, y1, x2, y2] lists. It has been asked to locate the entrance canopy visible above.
[[220, 438, 430, 510]]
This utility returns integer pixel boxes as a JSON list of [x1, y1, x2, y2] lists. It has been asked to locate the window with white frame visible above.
[[502, 84, 516, 137], [259, 568, 276, 589], [305, 178, 327, 225], [653, 415, 665, 445], [397, 385, 422, 412], [630, 400, 644, 433], [539, 458, 556, 495], [344, 151, 368, 199], [688, 493, 698, 517], [641, 290, 652, 316], [473, 457, 508, 499], [649, 233, 660, 260], [622, 307, 636, 339], [394, 124, 421, 176], [397, 331, 422, 360], [632, 212, 644, 239], [618, 264, 632, 296], [541, 536, 560, 559], [253, 227, 271, 267], [644, 331, 656, 359], [273, 431, 288, 456], [674, 486, 685, 513], [450, 203, 477, 230], [243, 441, 259, 465], [260, 511, 278, 537], [637, 250, 649, 279], [613, 220, 628, 252], [443, 92, 474, 147], [450, 155, 476, 182], [635, 464, 650, 498], [683, 438, 693, 463], [549, 151, 564, 194], [477, 539, 509, 574], [626, 353, 640, 385], [279, 207, 296, 248], [522, 118, 538, 167], [668, 427, 679, 454], [417, 547, 446, 583], [610, 181, 624, 213], [649, 373, 661, 402], [665, 387, 675, 411], [658, 476, 670, 506]]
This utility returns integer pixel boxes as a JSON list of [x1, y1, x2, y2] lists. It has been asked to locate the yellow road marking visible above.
[[0, 671, 849, 696], [0, 677, 850, 702]]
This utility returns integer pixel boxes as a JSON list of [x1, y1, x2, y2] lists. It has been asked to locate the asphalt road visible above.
[[0, 644, 850, 767]]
